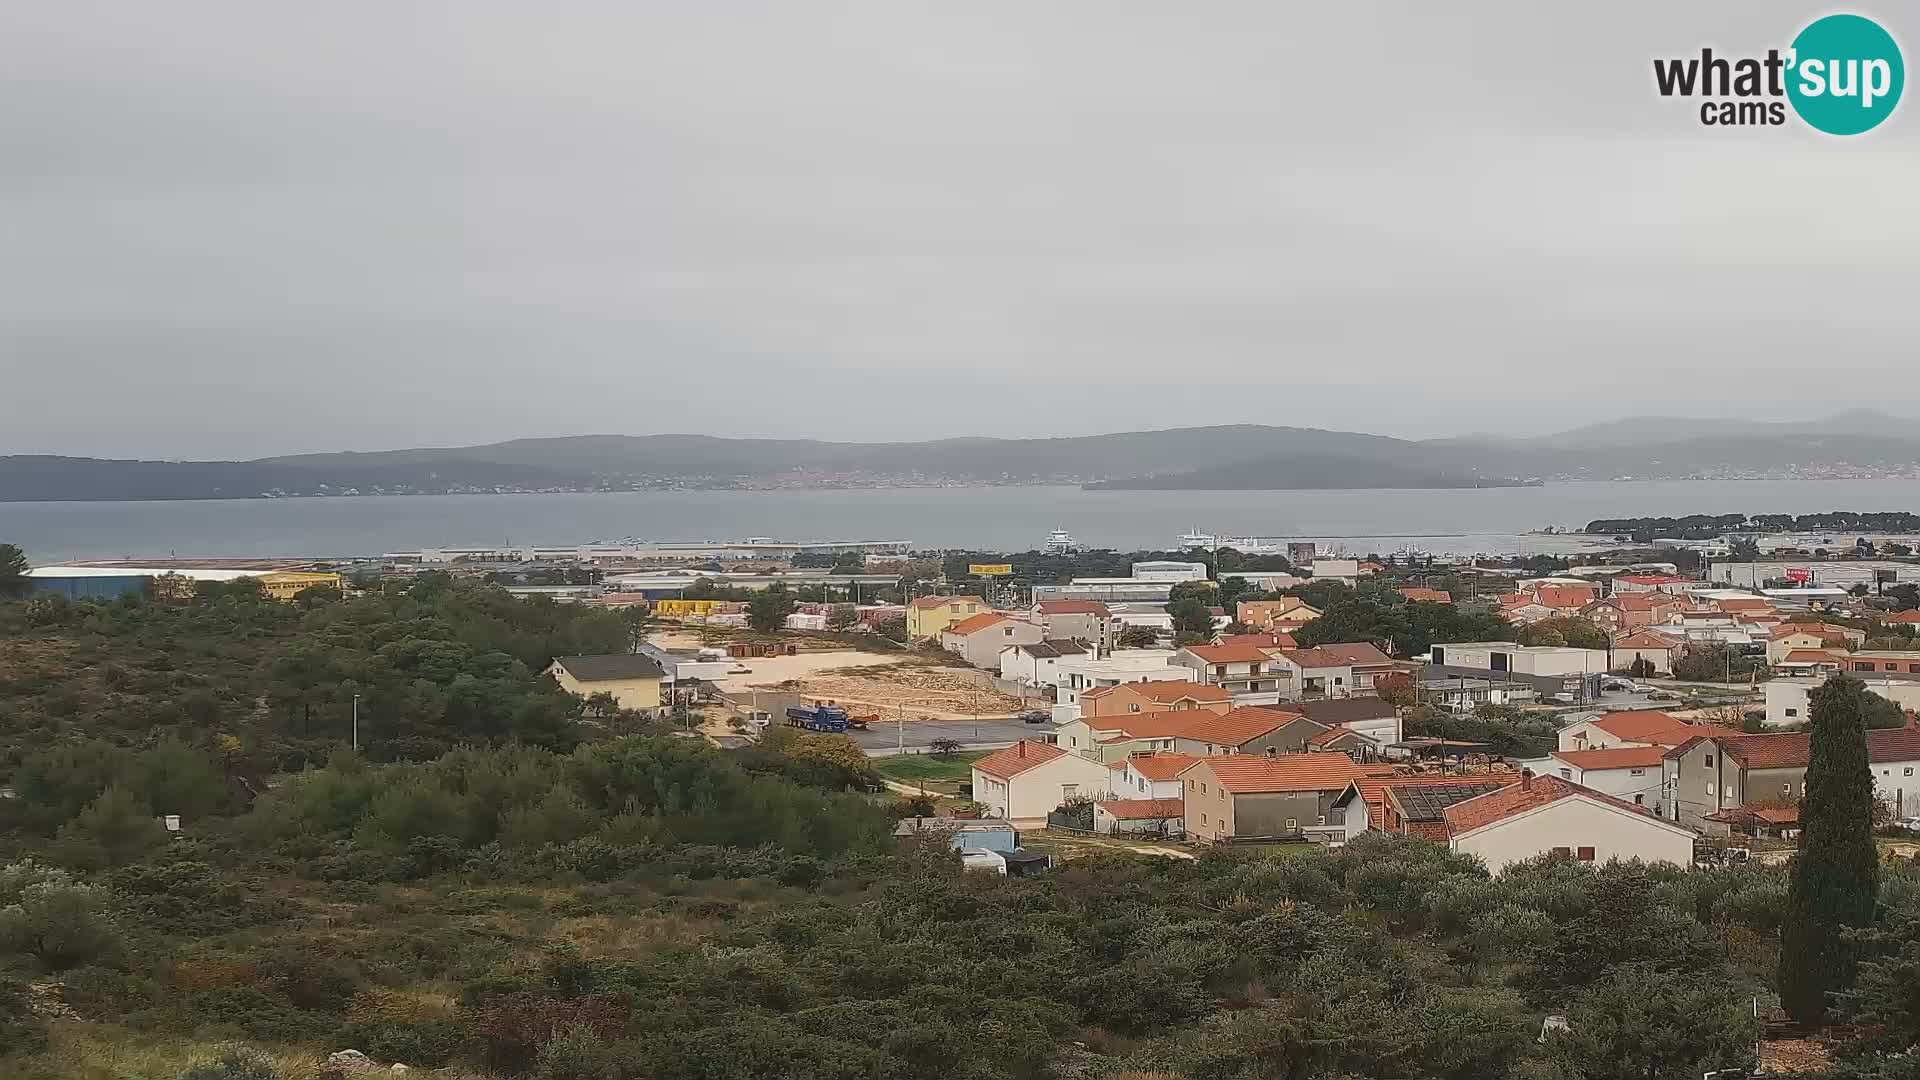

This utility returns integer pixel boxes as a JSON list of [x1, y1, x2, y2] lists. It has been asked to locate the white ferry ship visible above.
[[1043, 529, 1077, 554]]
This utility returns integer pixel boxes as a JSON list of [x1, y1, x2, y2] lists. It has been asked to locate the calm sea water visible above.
[[8, 479, 1920, 563]]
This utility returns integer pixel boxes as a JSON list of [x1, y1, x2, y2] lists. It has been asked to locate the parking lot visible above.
[[851, 717, 1041, 756]]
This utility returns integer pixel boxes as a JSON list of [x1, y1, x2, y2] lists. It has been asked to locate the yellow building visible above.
[[258, 571, 343, 602], [547, 654, 667, 713], [906, 594, 990, 640], [653, 598, 725, 618]]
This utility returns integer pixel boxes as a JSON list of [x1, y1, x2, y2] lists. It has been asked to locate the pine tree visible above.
[[1780, 675, 1881, 1022]]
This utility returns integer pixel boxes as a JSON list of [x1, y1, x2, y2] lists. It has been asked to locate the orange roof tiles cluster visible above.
[[1183, 643, 1279, 664], [1110, 680, 1232, 704], [1397, 587, 1453, 604], [1118, 751, 1201, 780], [910, 594, 985, 610], [1176, 706, 1310, 747], [1217, 631, 1299, 649], [1587, 710, 1696, 746], [1440, 773, 1650, 835], [1552, 746, 1668, 770], [971, 739, 1065, 779], [943, 612, 1009, 636], [1035, 599, 1111, 616]]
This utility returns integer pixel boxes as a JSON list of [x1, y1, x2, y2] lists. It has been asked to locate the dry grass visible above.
[[548, 912, 713, 958], [29, 1023, 325, 1080]]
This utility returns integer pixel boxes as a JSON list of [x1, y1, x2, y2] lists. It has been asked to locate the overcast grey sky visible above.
[[3, 2, 1916, 458]]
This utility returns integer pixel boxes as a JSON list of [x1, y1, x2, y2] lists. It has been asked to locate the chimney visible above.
[[1520, 767, 1534, 791], [1017, 742, 1026, 758]]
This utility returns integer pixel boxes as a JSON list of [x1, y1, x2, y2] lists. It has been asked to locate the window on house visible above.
[[1285, 817, 1298, 831], [1634, 793, 1645, 805], [1129, 704, 1141, 712], [1200, 813, 1207, 825], [1786, 708, 1799, 717], [1188, 779, 1195, 791], [1630, 768, 1645, 776], [1783, 783, 1791, 796], [1552, 846, 1572, 856], [1317, 815, 1326, 826], [1706, 782, 1715, 795], [1577, 846, 1596, 862], [1559, 768, 1571, 779], [1062, 784, 1078, 798], [1705, 754, 1714, 768], [1907, 768, 1915, 777]]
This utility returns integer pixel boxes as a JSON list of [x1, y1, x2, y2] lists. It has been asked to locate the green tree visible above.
[[1780, 675, 1881, 1022], [0, 861, 121, 969], [0, 543, 27, 600], [826, 604, 858, 631], [1168, 598, 1214, 643], [1517, 616, 1610, 651], [53, 786, 167, 870], [1115, 625, 1160, 648], [747, 584, 797, 633], [1729, 537, 1762, 561], [179, 1046, 280, 1080]]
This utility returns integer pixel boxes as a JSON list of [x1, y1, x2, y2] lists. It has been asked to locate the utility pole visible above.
[[352, 694, 360, 752]]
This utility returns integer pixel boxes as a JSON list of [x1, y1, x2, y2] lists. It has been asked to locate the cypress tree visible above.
[[1780, 675, 1881, 1022]]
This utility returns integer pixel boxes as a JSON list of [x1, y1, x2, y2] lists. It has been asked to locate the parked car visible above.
[[1020, 709, 1050, 724]]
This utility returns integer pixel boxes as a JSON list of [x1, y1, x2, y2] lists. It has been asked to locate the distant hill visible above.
[[7, 412, 1920, 500]]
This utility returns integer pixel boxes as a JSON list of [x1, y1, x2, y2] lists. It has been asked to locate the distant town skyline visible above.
[[5, 2, 1916, 459]]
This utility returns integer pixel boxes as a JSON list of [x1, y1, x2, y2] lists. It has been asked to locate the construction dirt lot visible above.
[[648, 631, 1027, 721]]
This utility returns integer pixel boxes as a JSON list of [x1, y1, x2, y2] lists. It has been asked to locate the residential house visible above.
[[1886, 610, 1920, 627], [893, 817, 1019, 853], [1031, 600, 1113, 654], [1530, 746, 1669, 816], [1498, 600, 1561, 625], [1273, 647, 1362, 699], [1078, 680, 1232, 720], [1776, 649, 1846, 676], [906, 594, 989, 640], [1051, 650, 1189, 709], [1663, 726, 1920, 829], [1174, 643, 1293, 702], [1311, 559, 1361, 586], [1180, 754, 1377, 845], [1532, 583, 1601, 613], [941, 613, 1045, 669], [1441, 773, 1697, 874], [1236, 597, 1322, 633], [1093, 798, 1186, 837], [1398, 587, 1453, 604], [547, 654, 666, 714], [1610, 630, 1682, 675], [1308, 727, 1373, 756], [998, 640, 1088, 686], [1170, 706, 1327, 757], [1105, 751, 1199, 799], [969, 740, 1113, 826], [1764, 674, 1920, 728], [1429, 642, 1609, 677], [1292, 696, 1403, 747], [1765, 622, 1864, 664], [1581, 593, 1684, 632], [1295, 642, 1396, 691], [1557, 709, 1697, 753], [1056, 713, 1197, 762]]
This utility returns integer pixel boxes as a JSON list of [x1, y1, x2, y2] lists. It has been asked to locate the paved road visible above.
[[853, 717, 1042, 756]]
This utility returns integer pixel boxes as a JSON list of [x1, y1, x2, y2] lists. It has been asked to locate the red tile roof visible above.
[[1097, 797, 1186, 820], [1781, 649, 1842, 664], [1176, 706, 1312, 748], [1614, 593, 1682, 611], [1534, 585, 1600, 610], [943, 612, 1009, 636], [1120, 751, 1201, 780], [1613, 630, 1678, 650], [1887, 610, 1920, 625], [1185, 753, 1374, 794], [1036, 600, 1111, 617], [1398, 587, 1453, 604], [1441, 774, 1655, 836], [1183, 643, 1279, 664], [1309, 727, 1365, 748], [1302, 642, 1395, 666], [1714, 597, 1774, 612], [1553, 746, 1668, 771], [971, 739, 1065, 779], [1087, 714, 1207, 739], [1588, 710, 1695, 746]]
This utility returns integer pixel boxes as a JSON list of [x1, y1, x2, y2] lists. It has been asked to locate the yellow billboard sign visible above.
[[969, 563, 1013, 577]]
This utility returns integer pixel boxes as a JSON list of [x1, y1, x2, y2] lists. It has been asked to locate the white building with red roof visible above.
[[1441, 772, 1696, 873], [969, 740, 1113, 826], [1555, 709, 1697, 753]]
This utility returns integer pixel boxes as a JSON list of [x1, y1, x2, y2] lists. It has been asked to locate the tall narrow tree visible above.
[[1780, 675, 1881, 1022], [0, 543, 28, 600]]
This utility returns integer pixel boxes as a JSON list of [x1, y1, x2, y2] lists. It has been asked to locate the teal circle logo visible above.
[[1787, 14, 1904, 134]]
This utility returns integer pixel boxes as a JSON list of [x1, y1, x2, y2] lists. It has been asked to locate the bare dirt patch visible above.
[[769, 666, 1021, 719]]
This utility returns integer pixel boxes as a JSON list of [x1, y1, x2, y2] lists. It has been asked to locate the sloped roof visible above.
[[1441, 774, 1670, 837], [1887, 610, 1920, 624], [1184, 753, 1373, 794], [1183, 643, 1278, 664], [1553, 746, 1668, 771], [1177, 707, 1316, 748], [1398, 588, 1453, 604], [1097, 798, 1187, 820], [1121, 751, 1201, 780], [1613, 630, 1679, 650], [1014, 640, 1088, 659], [1534, 585, 1599, 609], [1389, 780, 1513, 823], [1658, 728, 1920, 771], [1309, 726, 1366, 748], [1087, 714, 1205, 739], [1218, 631, 1299, 649], [551, 654, 666, 682], [1713, 597, 1774, 612], [1036, 600, 1111, 616], [1614, 593, 1682, 611], [1303, 642, 1395, 666], [1350, 771, 1520, 829], [1291, 696, 1398, 725], [1781, 649, 1843, 664], [944, 612, 1008, 636], [971, 740, 1066, 779], [1587, 710, 1695, 746]]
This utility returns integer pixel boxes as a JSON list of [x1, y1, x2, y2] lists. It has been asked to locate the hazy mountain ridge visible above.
[[5, 412, 1917, 500]]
